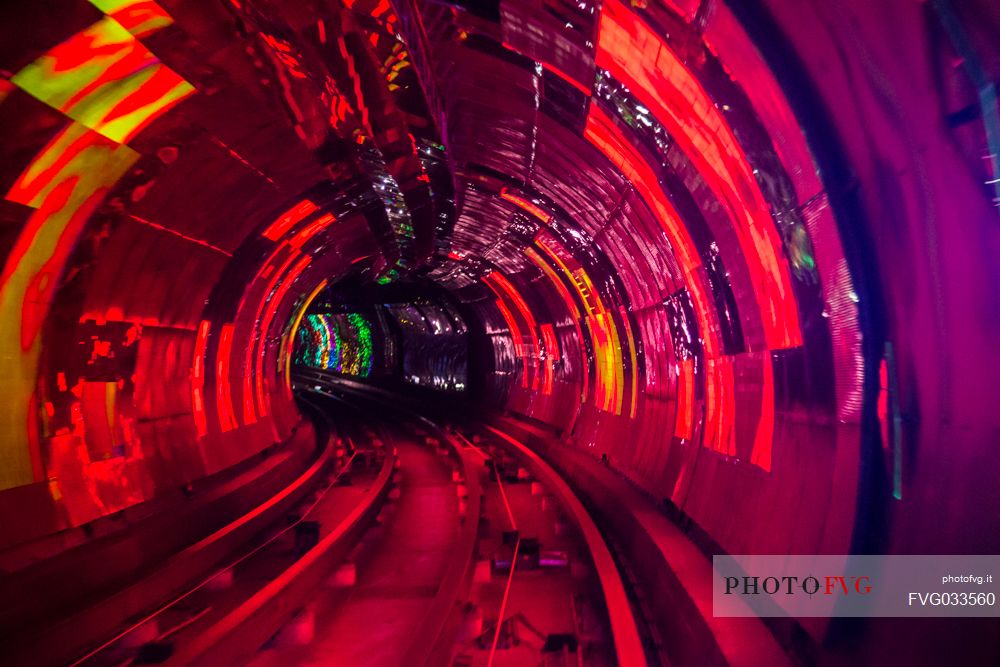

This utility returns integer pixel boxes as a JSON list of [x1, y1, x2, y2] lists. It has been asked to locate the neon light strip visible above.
[[704, 357, 735, 455], [542, 62, 592, 95], [192, 320, 210, 438], [583, 105, 731, 430], [216, 323, 238, 432], [583, 105, 719, 355], [244, 248, 301, 421]]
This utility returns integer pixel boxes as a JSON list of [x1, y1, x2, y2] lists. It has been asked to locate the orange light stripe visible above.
[[500, 188, 552, 223], [282, 279, 328, 397]]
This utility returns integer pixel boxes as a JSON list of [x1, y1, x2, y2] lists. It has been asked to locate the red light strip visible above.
[[750, 353, 774, 471], [584, 104, 730, 430], [596, 0, 801, 349], [241, 335, 258, 426], [215, 323, 238, 433], [583, 105, 720, 357], [535, 238, 625, 414], [261, 199, 318, 241], [192, 320, 210, 438]]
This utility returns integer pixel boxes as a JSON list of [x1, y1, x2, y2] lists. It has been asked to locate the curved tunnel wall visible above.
[[0, 4, 996, 656]]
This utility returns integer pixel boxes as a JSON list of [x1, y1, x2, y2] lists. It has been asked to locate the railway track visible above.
[[294, 373, 651, 667], [12, 374, 651, 667], [63, 394, 392, 667]]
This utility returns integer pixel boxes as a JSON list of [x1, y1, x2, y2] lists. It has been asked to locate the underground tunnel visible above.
[[0, 0, 998, 665]]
